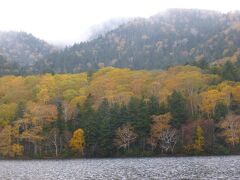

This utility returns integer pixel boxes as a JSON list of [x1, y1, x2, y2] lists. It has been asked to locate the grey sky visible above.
[[0, 0, 239, 45]]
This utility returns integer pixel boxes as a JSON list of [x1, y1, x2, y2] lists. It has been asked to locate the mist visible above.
[[0, 0, 239, 45]]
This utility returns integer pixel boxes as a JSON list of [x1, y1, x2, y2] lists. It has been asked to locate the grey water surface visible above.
[[0, 156, 239, 179]]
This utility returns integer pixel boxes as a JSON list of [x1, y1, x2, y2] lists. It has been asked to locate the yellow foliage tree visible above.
[[185, 126, 205, 154], [0, 125, 12, 157], [0, 126, 24, 157], [201, 89, 227, 117], [17, 108, 45, 156], [148, 113, 171, 151], [70, 128, 85, 155], [36, 88, 50, 104], [193, 126, 205, 154], [231, 85, 240, 102], [220, 113, 240, 147], [11, 144, 24, 157], [0, 103, 18, 126]]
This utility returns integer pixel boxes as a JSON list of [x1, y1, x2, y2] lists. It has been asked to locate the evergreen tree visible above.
[[16, 101, 26, 119], [96, 98, 114, 156], [221, 61, 240, 81], [214, 102, 228, 122], [191, 59, 209, 69], [148, 96, 161, 115], [229, 98, 240, 115], [128, 97, 150, 137], [80, 94, 98, 156], [110, 103, 122, 128], [159, 102, 168, 114], [74, 104, 83, 129], [54, 101, 66, 154], [168, 91, 188, 128], [127, 97, 151, 151], [56, 101, 65, 134]]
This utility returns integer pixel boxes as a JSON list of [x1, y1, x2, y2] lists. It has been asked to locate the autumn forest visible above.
[[1, 59, 240, 158], [0, 9, 240, 159]]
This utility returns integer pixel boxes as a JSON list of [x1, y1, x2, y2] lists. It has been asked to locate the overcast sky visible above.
[[0, 0, 239, 45]]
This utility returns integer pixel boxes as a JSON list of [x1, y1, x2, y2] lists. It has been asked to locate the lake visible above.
[[0, 156, 239, 179]]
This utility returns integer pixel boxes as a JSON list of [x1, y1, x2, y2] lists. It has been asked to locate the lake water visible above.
[[0, 156, 239, 179]]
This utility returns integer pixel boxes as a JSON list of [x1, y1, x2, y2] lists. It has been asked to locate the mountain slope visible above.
[[0, 31, 56, 65], [1, 9, 240, 75], [35, 9, 240, 73]]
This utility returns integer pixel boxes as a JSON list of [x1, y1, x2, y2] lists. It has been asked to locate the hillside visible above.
[[0, 31, 56, 65], [1, 9, 240, 75], [0, 65, 240, 158], [88, 18, 132, 41], [34, 9, 240, 73]]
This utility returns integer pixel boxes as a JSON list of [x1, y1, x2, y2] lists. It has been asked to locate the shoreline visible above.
[[1, 153, 239, 161]]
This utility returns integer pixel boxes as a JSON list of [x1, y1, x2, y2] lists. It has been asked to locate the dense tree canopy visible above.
[[0, 64, 239, 158], [1, 10, 240, 76]]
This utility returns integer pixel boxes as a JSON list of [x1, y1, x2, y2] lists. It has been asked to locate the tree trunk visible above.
[[54, 133, 58, 157], [59, 136, 63, 153], [34, 142, 38, 155], [55, 144, 58, 157]]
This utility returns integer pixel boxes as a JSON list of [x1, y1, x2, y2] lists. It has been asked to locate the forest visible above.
[[1, 9, 240, 75], [32, 10, 240, 73], [0, 58, 240, 158]]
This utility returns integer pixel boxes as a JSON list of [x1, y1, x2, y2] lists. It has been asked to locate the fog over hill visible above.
[[0, 9, 240, 75], [88, 18, 133, 41], [36, 9, 240, 73], [0, 31, 57, 65]]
